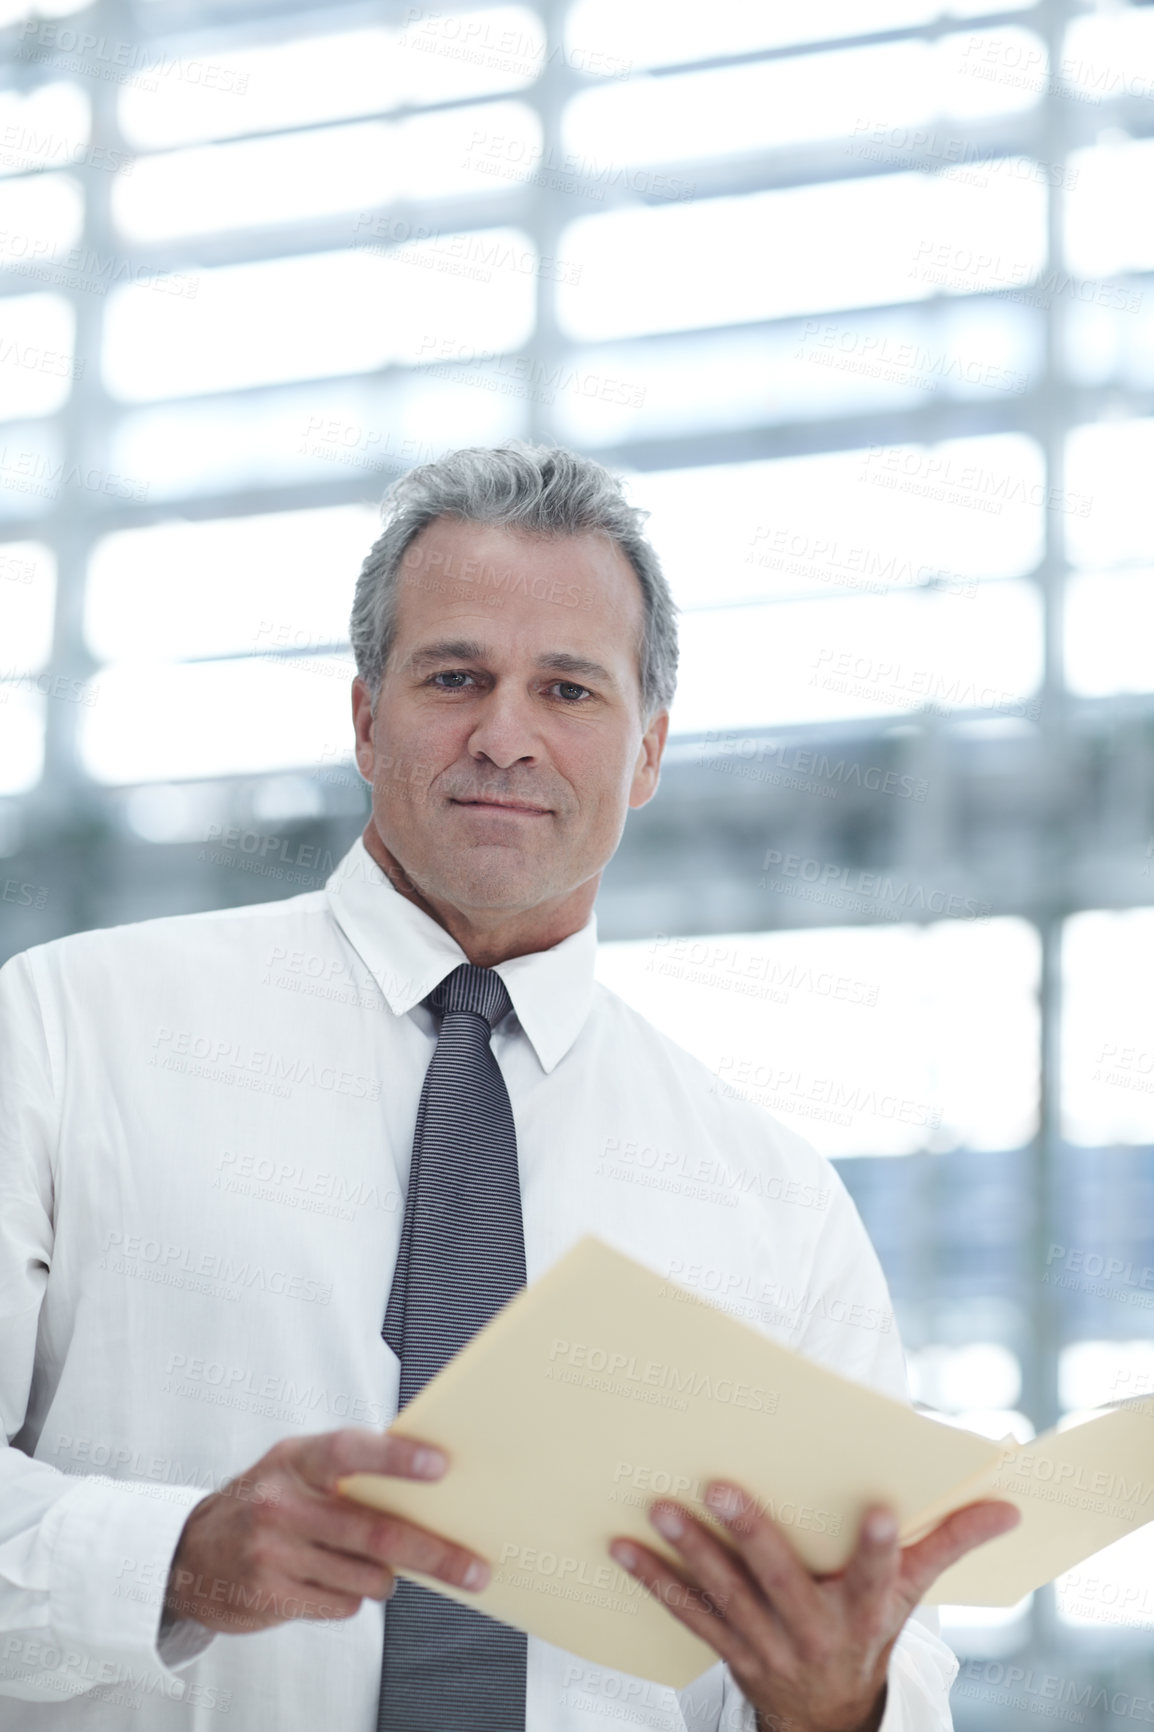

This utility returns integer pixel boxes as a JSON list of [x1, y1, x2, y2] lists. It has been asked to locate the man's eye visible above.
[[552, 681, 590, 702], [432, 671, 474, 689]]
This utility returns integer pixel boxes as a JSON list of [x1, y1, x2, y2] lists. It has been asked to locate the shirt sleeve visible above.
[[678, 1151, 960, 1732], [0, 949, 216, 1704]]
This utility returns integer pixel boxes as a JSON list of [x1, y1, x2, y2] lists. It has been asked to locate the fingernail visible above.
[[705, 1483, 741, 1521], [462, 1559, 489, 1590], [611, 1541, 638, 1572], [866, 1511, 898, 1544], [650, 1505, 685, 1540], [413, 1447, 448, 1478]]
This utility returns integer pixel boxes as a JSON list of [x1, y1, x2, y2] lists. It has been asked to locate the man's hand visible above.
[[609, 1485, 1020, 1732], [163, 1427, 491, 1636]]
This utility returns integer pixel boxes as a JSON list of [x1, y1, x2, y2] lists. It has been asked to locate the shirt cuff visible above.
[[47, 1474, 217, 1693]]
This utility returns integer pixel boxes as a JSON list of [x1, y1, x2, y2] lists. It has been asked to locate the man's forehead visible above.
[[395, 519, 643, 616]]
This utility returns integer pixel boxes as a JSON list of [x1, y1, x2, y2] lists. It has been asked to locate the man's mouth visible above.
[[451, 798, 552, 816]]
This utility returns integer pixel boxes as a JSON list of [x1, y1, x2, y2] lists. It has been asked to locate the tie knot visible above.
[[427, 963, 513, 1032]]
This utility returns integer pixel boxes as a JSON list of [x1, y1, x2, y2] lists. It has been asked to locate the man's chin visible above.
[[439, 853, 557, 911]]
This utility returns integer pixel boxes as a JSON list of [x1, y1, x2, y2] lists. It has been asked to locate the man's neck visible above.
[[360, 824, 595, 967]]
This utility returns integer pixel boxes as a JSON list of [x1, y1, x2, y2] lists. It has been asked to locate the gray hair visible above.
[[349, 442, 678, 723]]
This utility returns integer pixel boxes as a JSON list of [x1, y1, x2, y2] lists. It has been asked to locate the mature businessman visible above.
[[0, 444, 1016, 1731]]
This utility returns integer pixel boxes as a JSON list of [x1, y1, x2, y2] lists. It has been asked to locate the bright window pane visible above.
[[0, 294, 77, 421], [85, 507, 375, 663], [106, 374, 527, 501], [558, 173, 1047, 341], [102, 233, 537, 400], [112, 103, 543, 243], [1064, 296, 1154, 391], [1059, 1341, 1154, 1412], [0, 423, 64, 521], [1061, 11, 1154, 111], [0, 83, 90, 178], [112, 123, 398, 241], [1063, 909, 1154, 1146], [629, 435, 1046, 613], [0, 174, 84, 268], [118, 13, 542, 150], [566, 0, 939, 69], [555, 304, 1041, 445], [402, 103, 542, 200], [1066, 571, 1154, 697], [671, 582, 1042, 734], [398, 7, 544, 104], [0, 685, 44, 794], [1066, 140, 1154, 278], [908, 1344, 1023, 1411], [595, 919, 1038, 1160], [1065, 420, 1154, 569], [79, 657, 356, 783], [119, 31, 401, 149], [0, 542, 55, 674], [564, 33, 1043, 168]]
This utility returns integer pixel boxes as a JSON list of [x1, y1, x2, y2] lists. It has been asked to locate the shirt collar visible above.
[[324, 835, 599, 1075]]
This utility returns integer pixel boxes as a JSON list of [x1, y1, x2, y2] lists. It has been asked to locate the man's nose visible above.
[[466, 689, 542, 769]]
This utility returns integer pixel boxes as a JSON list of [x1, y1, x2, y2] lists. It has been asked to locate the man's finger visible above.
[[700, 1482, 824, 1638], [337, 1509, 491, 1592], [643, 1502, 792, 1668], [838, 1506, 901, 1625], [295, 1426, 448, 1492], [898, 1500, 1021, 1605], [609, 1538, 757, 1675]]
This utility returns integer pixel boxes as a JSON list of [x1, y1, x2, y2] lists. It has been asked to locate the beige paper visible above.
[[924, 1400, 1154, 1606], [339, 1237, 1023, 1688]]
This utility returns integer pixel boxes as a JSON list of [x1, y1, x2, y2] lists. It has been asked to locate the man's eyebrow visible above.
[[404, 642, 618, 687], [404, 639, 488, 673]]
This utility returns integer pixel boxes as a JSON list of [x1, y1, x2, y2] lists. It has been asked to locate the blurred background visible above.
[[1, 0, 1153, 1722]]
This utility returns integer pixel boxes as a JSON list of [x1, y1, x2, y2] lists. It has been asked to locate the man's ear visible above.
[[351, 677, 375, 780], [629, 709, 669, 811]]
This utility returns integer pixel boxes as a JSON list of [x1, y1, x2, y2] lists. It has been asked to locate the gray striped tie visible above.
[[378, 963, 528, 1730]]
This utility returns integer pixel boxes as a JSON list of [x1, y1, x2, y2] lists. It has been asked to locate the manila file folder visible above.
[[337, 1237, 1154, 1690]]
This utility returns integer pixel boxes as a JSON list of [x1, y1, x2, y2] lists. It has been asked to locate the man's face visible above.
[[351, 516, 668, 920]]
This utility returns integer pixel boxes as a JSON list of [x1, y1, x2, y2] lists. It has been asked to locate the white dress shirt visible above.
[[0, 835, 959, 1731]]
